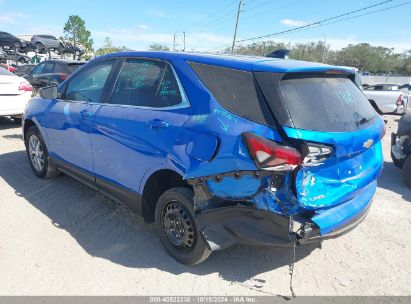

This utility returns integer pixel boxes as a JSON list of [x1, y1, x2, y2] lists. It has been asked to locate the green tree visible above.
[[227, 40, 411, 75], [148, 43, 170, 51], [63, 15, 93, 53], [95, 37, 129, 55]]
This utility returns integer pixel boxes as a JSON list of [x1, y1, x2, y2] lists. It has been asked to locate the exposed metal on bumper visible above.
[[196, 196, 372, 251], [196, 206, 294, 251]]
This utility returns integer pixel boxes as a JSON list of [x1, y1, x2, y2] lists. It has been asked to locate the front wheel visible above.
[[35, 42, 44, 53], [25, 126, 58, 178], [402, 155, 411, 188], [155, 187, 211, 265]]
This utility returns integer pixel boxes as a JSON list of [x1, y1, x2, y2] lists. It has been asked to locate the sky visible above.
[[0, 0, 410, 52]]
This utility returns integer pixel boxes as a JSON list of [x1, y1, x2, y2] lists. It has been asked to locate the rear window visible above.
[[0, 67, 13, 76], [189, 62, 275, 126], [279, 75, 377, 132], [67, 63, 83, 74]]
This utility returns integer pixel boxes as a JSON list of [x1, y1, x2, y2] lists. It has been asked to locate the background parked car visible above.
[[0, 31, 24, 49], [31, 35, 63, 53], [0, 67, 32, 123], [363, 83, 409, 114], [23, 59, 84, 93], [0, 63, 16, 72], [391, 113, 411, 188], [13, 64, 36, 77]]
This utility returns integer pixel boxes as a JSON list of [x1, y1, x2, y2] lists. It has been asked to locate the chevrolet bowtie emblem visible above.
[[363, 139, 374, 149]]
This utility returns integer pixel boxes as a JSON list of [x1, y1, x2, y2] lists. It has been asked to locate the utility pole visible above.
[[231, 0, 243, 54], [173, 33, 176, 51], [322, 33, 327, 63], [183, 32, 186, 52]]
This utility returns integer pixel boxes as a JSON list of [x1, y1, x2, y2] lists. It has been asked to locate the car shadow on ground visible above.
[[0, 150, 318, 284], [377, 161, 410, 202]]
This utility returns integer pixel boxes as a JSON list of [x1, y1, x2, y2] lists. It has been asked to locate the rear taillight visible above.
[[396, 94, 404, 105], [60, 74, 68, 81], [243, 132, 302, 170], [18, 82, 33, 92]]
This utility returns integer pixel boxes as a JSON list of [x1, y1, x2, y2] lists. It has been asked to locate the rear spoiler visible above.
[[266, 49, 290, 59]]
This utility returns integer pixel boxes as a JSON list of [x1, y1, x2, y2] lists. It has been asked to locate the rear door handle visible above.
[[146, 119, 169, 129]]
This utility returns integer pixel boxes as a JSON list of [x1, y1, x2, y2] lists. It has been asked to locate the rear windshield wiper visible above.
[[353, 112, 373, 127]]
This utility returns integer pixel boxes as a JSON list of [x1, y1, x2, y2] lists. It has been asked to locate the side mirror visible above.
[[39, 84, 58, 99]]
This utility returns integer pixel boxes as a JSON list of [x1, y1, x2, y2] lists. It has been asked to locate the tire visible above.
[[75, 50, 81, 56], [155, 187, 211, 265], [35, 42, 44, 53], [391, 151, 404, 169], [11, 117, 22, 124], [18, 57, 26, 64], [25, 125, 58, 178], [402, 155, 411, 188]]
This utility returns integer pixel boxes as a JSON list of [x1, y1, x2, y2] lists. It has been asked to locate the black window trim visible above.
[[188, 61, 279, 128], [103, 56, 191, 111]]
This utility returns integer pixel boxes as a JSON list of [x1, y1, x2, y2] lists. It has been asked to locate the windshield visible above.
[[279, 75, 377, 132]]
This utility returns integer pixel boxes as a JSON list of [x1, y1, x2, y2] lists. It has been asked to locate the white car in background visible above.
[[0, 67, 32, 123], [362, 83, 409, 115]]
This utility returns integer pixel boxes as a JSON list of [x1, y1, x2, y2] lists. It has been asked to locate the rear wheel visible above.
[[402, 155, 411, 188], [155, 187, 211, 265]]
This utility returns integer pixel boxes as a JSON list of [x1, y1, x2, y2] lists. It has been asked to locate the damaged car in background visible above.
[[391, 113, 411, 188], [22, 52, 385, 265]]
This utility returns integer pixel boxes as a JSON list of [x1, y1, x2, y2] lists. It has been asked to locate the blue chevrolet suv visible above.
[[22, 52, 384, 265]]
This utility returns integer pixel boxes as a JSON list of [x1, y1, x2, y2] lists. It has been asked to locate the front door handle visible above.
[[146, 119, 169, 129], [79, 110, 90, 118]]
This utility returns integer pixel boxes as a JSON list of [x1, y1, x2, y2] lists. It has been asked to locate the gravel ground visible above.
[[0, 115, 410, 296]]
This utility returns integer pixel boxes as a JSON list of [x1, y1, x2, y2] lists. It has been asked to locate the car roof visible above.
[[97, 51, 353, 74]]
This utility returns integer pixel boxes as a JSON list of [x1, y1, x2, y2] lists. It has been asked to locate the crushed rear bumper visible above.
[[196, 181, 375, 251]]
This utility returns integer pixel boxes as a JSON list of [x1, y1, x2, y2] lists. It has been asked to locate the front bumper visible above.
[[196, 182, 375, 251]]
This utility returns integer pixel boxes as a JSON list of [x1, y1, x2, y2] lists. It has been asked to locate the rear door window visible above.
[[54, 63, 66, 73], [189, 62, 275, 126], [279, 75, 377, 132], [109, 58, 187, 108], [42, 62, 55, 73]]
